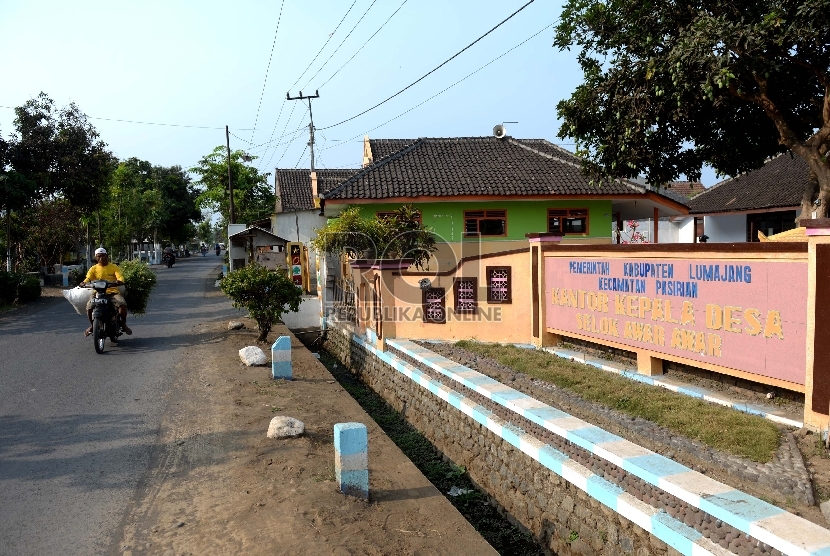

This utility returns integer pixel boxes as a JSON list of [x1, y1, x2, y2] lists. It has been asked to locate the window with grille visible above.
[[464, 210, 506, 237], [454, 277, 477, 314], [486, 266, 511, 304], [422, 288, 446, 323], [548, 208, 588, 234]]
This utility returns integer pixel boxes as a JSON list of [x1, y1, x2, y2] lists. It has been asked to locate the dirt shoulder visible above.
[[113, 318, 495, 556]]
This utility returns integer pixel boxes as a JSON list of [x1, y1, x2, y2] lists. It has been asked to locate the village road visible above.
[[0, 254, 233, 556]]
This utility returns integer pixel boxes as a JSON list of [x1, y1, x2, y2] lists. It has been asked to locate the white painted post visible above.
[[334, 422, 368, 500], [271, 335, 292, 380]]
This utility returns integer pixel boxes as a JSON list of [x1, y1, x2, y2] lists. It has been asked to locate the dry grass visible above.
[[456, 341, 781, 463]]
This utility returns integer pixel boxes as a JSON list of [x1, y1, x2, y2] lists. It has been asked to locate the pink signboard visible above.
[[544, 256, 808, 385]]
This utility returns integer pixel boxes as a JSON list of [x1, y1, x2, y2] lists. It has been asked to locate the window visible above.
[[377, 210, 422, 225], [486, 266, 511, 304], [454, 277, 477, 314], [548, 209, 588, 234], [422, 288, 446, 323], [746, 211, 797, 242], [464, 210, 506, 237]]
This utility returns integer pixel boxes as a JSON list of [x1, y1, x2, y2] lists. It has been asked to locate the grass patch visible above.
[[456, 341, 781, 463], [319, 351, 542, 555]]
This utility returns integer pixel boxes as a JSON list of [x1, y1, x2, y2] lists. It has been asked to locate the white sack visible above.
[[62, 287, 93, 316]]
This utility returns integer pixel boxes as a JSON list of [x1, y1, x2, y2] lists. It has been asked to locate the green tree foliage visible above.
[[190, 147, 274, 226], [18, 199, 83, 269], [9, 92, 115, 212], [100, 158, 202, 258], [220, 264, 302, 342], [555, 0, 830, 220], [311, 205, 436, 269]]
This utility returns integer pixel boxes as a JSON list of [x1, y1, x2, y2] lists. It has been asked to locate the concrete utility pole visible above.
[[226, 125, 236, 224], [286, 90, 320, 174]]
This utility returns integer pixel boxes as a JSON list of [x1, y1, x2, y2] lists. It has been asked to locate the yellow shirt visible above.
[[85, 263, 124, 294]]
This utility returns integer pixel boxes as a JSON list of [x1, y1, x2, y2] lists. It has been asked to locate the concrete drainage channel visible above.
[[322, 322, 830, 555], [315, 350, 545, 555]]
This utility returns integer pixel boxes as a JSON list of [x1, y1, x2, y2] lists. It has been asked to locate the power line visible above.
[[293, 143, 309, 169], [302, 0, 380, 91], [0, 105, 259, 131], [252, 0, 359, 171], [318, 0, 409, 90], [318, 0, 537, 131], [287, 0, 359, 92], [321, 20, 556, 152], [250, 0, 287, 143]]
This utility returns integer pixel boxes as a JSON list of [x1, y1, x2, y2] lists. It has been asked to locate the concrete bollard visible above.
[[334, 422, 369, 500], [271, 335, 292, 380], [62, 266, 69, 287]]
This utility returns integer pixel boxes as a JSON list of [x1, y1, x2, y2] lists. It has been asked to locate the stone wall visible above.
[[324, 323, 677, 556]]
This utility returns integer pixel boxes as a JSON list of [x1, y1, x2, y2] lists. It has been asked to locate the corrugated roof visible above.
[[688, 154, 808, 214], [275, 169, 358, 211], [326, 137, 657, 201]]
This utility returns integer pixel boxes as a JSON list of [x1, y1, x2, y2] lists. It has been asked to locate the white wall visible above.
[[273, 206, 344, 294], [704, 214, 746, 243], [677, 217, 696, 243], [280, 295, 321, 330]]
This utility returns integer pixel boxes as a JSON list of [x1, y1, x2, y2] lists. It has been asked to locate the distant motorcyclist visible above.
[[81, 248, 132, 338], [215, 243, 221, 256]]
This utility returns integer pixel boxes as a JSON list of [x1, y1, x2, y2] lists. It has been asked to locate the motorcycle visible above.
[[87, 280, 123, 354], [162, 252, 176, 268]]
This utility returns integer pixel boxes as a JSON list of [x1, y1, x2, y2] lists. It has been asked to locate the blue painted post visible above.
[[222, 264, 229, 275], [271, 335, 292, 380], [62, 266, 69, 287], [334, 422, 368, 500]]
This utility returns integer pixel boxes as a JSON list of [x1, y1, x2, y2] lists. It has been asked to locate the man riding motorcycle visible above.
[[81, 248, 132, 338]]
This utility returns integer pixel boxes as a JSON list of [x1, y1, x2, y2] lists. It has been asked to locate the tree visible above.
[[220, 264, 302, 341], [9, 92, 115, 212], [555, 0, 830, 220], [18, 198, 83, 269], [190, 147, 274, 226], [311, 205, 436, 269]]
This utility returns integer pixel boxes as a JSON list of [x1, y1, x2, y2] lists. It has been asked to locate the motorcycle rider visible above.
[[81, 248, 132, 338]]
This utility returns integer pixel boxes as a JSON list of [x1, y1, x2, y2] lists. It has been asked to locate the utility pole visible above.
[[286, 90, 320, 175], [225, 125, 236, 224]]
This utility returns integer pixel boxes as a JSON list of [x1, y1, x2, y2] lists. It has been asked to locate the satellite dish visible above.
[[493, 124, 507, 139]]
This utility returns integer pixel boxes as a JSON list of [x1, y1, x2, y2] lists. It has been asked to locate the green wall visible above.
[[358, 200, 613, 242]]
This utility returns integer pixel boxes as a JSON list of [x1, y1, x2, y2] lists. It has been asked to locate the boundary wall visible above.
[[325, 320, 830, 556]]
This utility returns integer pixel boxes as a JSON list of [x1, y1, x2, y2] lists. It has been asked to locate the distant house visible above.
[[319, 136, 689, 270], [272, 168, 357, 293], [227, 226, 288, 271], [666, 181, 706, 198], [687, 153, 808, 242]]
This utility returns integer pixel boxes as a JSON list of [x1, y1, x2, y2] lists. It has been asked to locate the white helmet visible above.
[[94, 247, 108, 256]]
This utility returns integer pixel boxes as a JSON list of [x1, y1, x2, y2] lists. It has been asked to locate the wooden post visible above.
[[653, 207, 659, 244]]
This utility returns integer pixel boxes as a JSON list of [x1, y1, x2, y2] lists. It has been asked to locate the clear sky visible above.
[[0, 0, 717, 186]]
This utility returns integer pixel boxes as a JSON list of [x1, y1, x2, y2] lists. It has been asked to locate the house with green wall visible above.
[[316, 136, 689, 270]]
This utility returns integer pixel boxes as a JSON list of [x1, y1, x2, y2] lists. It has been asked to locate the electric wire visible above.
[[287, 0, 359, 93], [318, 0, 537, 130], [257, 101, 302, 172], [253, 0, 359, 173], [317, 0, 408, 90], [320, 20, 556, 152], [249, 0, 287, 143], [0, 105, 259, 131], [293, 143, 308, 169], [301, 0, 379, 91]]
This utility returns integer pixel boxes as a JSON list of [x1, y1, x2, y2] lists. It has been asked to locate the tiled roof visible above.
[[666, 181, 706, 198], [687, 154, 808, 214], [326, 137, 656, 200], [275, 169, 358, 211]]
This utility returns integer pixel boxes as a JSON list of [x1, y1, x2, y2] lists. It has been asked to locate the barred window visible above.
[[454, 277, 477, 314], [548, 208, 588, 234], [464, 209, 506, 236], [422, 288, 446, 323], [486, 266, 511, 304]]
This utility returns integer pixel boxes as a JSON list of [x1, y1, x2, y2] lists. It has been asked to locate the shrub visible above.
[[0, 271, 41, 305], [0, 270, 18, 305], [17, 276, 41, 304], [220, 264, 302, 342], [120, 259, 157, 315]]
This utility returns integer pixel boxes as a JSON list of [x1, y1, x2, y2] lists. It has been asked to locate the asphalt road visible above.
[[0, 253, 234, 556]]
